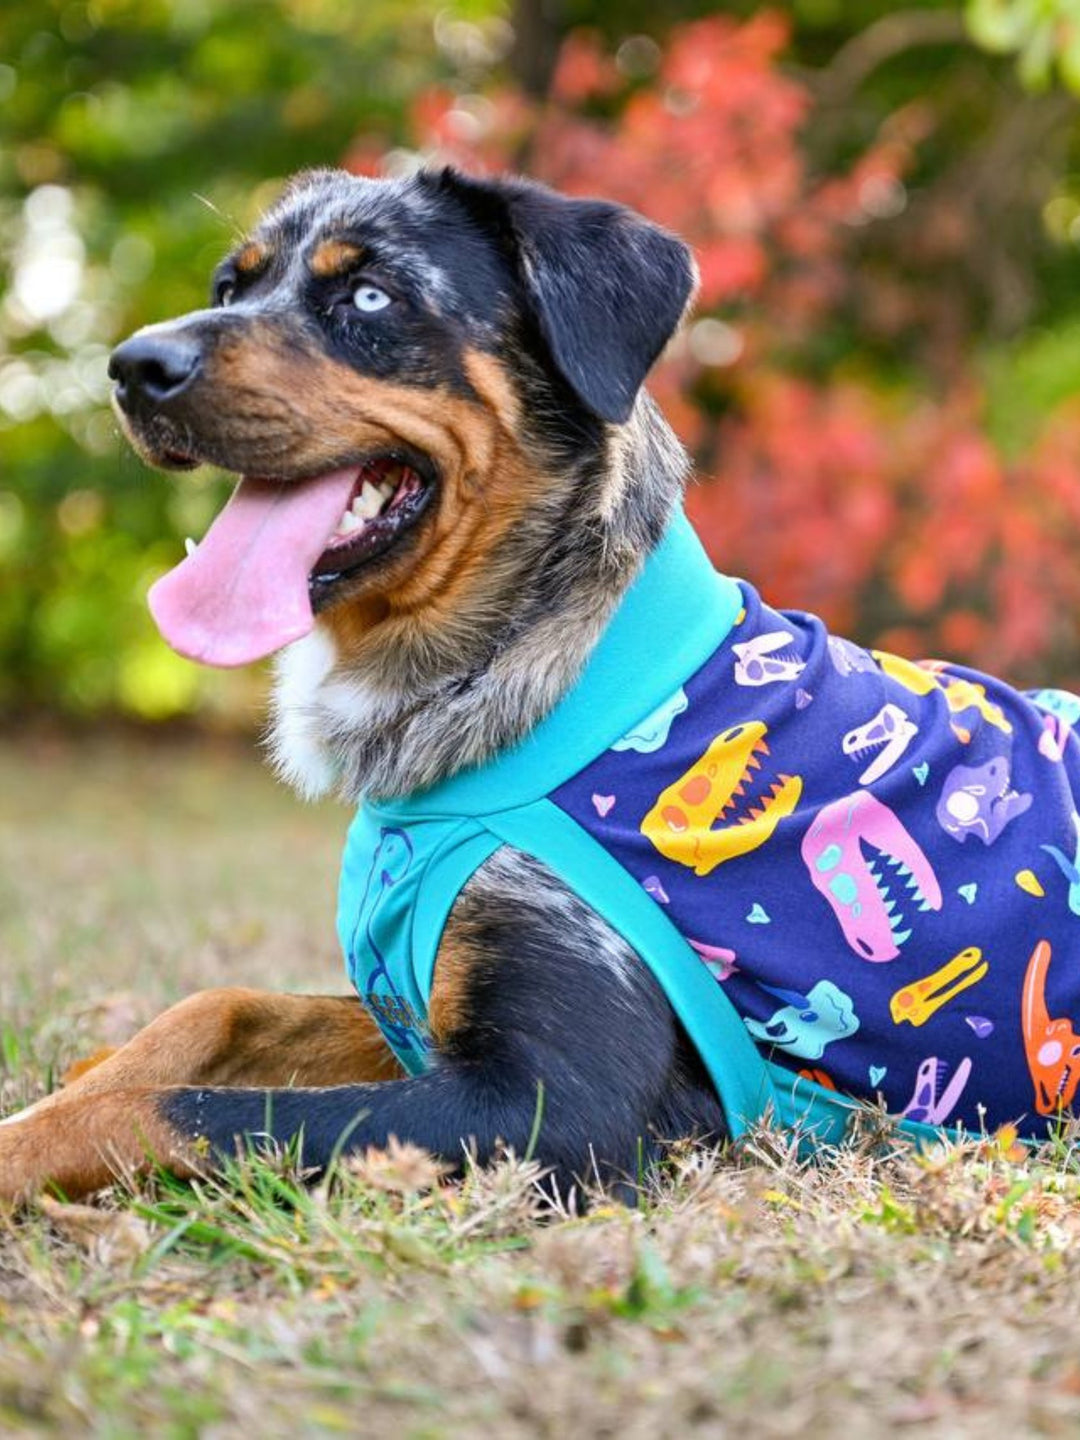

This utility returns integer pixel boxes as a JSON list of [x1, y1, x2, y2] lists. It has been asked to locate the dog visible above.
[[3, 166, 1080, 1205]]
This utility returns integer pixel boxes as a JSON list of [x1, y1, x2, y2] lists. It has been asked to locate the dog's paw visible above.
[[0, 1089, 193, 1207], [0, 1107, 53, 1206]]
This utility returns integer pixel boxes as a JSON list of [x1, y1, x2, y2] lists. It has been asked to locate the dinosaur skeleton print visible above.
[[552, 582, 1080, 1136]]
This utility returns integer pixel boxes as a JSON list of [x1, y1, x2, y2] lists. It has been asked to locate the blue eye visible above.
[[353, 284, 391, 313]]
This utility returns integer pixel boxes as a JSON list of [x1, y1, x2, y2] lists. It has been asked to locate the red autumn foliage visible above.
[[376, 12, 1080, 686]]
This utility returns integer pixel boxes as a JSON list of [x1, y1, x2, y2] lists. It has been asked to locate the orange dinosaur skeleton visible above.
[[1021, 939, 1080, 1116]]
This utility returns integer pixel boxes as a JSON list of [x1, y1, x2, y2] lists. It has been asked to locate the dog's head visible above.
[[110, 168, 696, 668]]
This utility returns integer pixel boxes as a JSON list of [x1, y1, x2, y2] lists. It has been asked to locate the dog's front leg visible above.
[[0, 850, 725, 1202], [0, 990, 400, 1203]]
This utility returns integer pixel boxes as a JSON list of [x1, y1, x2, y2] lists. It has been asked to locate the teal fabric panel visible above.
[[338, 807, 498, 1076], [412, 824, 504, 1004], [337, 805, 430, 1076]]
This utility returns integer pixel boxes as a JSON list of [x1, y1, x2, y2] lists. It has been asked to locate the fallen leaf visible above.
[[39, 1196, 152, 1265]]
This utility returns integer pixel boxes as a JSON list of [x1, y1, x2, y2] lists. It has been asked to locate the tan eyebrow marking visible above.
[[310, 239, 365, 279], [233, 240, 272, 276]]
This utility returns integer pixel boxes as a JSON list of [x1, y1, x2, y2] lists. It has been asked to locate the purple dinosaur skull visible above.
[[936, 757, 1032, 846], [900, 1055, 972, 1125]]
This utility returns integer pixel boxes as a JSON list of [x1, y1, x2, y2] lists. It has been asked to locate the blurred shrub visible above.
[[407, 10, 1080, 685], [966, 0, 1080, 92]]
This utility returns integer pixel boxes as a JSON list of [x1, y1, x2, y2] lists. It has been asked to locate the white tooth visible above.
[[336, 510, 361, 536], [354, 481, 382, 519], [377, 482, 394, 501], [184, 537, 198, 557]]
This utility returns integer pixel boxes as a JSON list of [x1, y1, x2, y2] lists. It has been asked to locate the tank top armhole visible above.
[[412, 822, 503, 1009], [479, 801, 976, 1150]]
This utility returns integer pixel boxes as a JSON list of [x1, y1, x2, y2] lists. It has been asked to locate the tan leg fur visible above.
[[0, 989, 401, 1203]]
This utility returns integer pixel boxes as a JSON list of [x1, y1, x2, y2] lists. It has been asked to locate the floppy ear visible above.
[[433, 169, 697, 424]]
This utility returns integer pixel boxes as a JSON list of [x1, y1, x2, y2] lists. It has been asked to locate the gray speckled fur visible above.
[[450, 847, 642, 993], [255, 169, 496, 330]]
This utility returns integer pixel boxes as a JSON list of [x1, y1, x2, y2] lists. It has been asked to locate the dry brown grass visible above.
[[3, 735, 1080, 1438]]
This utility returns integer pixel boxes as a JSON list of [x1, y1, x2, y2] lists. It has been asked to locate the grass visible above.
[[4, 735, 1080, 1437]]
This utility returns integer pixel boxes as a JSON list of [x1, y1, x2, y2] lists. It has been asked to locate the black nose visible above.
[[108, 332, 202, 409]]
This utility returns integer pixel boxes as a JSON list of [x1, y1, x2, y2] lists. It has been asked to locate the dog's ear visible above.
[[430, 169, 697, 424]]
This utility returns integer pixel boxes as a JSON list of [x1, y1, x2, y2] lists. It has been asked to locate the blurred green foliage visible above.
[[966, 0, 1080, 92]]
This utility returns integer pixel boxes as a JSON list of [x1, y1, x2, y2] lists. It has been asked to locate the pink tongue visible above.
[[148, 468, 360, 667]]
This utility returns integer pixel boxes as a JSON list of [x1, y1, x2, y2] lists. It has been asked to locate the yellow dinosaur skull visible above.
[[641, 721, 802, 877], [889, 946, 988, 1027]]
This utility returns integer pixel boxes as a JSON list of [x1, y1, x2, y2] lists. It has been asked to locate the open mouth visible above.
[[712, 737, 800, 832], [147, 451, 436, 669], [841, 703, 917, 786], [801, 789, 942, 963], [889, 945, 987, 1027], [308, 454, 433, 602], [900, 1055, 972, 1126]]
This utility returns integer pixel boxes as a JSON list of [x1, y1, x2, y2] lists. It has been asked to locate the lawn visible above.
[[3, 735, 1080, 1437]]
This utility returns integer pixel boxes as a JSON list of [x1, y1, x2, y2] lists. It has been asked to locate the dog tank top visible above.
[[338, 510, 1080, 1143]]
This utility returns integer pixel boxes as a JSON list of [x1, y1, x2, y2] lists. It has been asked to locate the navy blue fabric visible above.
[[551, 581, 1080, 1137]]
